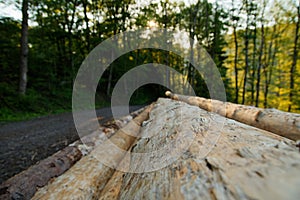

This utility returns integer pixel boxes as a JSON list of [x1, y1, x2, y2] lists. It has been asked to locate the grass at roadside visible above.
[[0, 85, 110, 123]]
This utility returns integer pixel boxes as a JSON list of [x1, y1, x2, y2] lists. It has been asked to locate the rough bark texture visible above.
[[32, 106, 152, 200], [166, 91, 300, 140], [31, 98, 300, 200], [0, 146, 82, 200]]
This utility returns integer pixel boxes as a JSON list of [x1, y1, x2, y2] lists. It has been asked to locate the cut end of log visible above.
[[165, 91, 172, 97], [165, 91, 179, 100]]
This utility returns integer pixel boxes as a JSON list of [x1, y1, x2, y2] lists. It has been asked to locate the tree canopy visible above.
[[0, 0, 299, 121]]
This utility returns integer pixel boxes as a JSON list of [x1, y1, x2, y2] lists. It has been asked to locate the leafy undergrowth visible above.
[[0, 83, 110, 123]]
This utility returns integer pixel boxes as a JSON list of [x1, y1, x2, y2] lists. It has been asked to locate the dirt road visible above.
[[0, 106, 144, 183]]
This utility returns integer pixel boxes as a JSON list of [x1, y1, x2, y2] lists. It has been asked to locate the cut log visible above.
[[29, 99, 300, 200], [0, 146, 82, 200], [32, 105, 152, 200], [101, 98, 300, 200], [165, 91, 300, 140]]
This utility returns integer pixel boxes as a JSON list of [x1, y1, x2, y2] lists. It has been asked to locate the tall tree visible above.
[[263, 24, 278, 108], [289, 4, 300, 112], [82, 0, 91, 52], [241, 0, 250, 105], [250, 3, 258, 105], [255, 0, 266, 107], [19, 0, 29, 95], [103, 0, 133, 96], [230, 0, 242, 103]]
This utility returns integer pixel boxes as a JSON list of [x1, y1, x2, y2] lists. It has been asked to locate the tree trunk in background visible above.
[[83, 0, 90, 52], [188, 4, 196, 90], [65, 0, 76, 84], [162, 2, 170, 88], [231, 0, 241, 104], [19, 0, 29, 95], [256, 24, 264, 107], [166, 91, 300, 141], [250, 23, 257, 105], [233, 26, 239, 103], [242, 11, 249, 105], [289, 5, 300, 112], [264, 25, 278, 108]]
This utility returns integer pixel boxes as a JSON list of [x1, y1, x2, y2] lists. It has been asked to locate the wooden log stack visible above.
[[0, 107, 146, 200], [2, 98, 300, 199]]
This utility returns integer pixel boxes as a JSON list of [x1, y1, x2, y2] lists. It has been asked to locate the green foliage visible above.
[[2, 0, 298, 122]]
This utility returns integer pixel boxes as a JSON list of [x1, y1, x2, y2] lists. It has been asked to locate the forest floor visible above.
[[0, 105, 144, 184]]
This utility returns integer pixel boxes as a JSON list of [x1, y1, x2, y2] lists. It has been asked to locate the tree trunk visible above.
[[233, 26, 239, 103], [65, 0, 76, 83], [264, 25, 277, 108], [250, 24, 257, 105], [33, 98, 300, 199], [256, 24, 264, 107], [166, 91, 300, 140], [83, 0, 90, 52], [288, 5, 300, 112], [242, 25, 249, 105], [19, 0, 29, 95]]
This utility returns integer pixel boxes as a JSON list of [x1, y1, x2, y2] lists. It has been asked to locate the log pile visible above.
[[33, 98, 300, 199], [0, 107, 145, 199], [2, 97, 300, 199], [166, 91, 300, 141]]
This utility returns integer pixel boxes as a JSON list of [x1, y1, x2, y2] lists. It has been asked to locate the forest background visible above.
[[0, 0, 299, 121]]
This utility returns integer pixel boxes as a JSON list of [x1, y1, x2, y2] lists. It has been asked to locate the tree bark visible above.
[[19, 0, 29, 95], [0, 146, 82, 199], [166, 91, 300, 140]]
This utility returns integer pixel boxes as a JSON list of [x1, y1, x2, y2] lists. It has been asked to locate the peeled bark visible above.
[[166, 91, 300, 140], [32, 106, 152, 200]]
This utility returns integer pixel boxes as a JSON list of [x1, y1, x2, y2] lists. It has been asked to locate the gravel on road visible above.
[[0, 106, 144, 183]]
